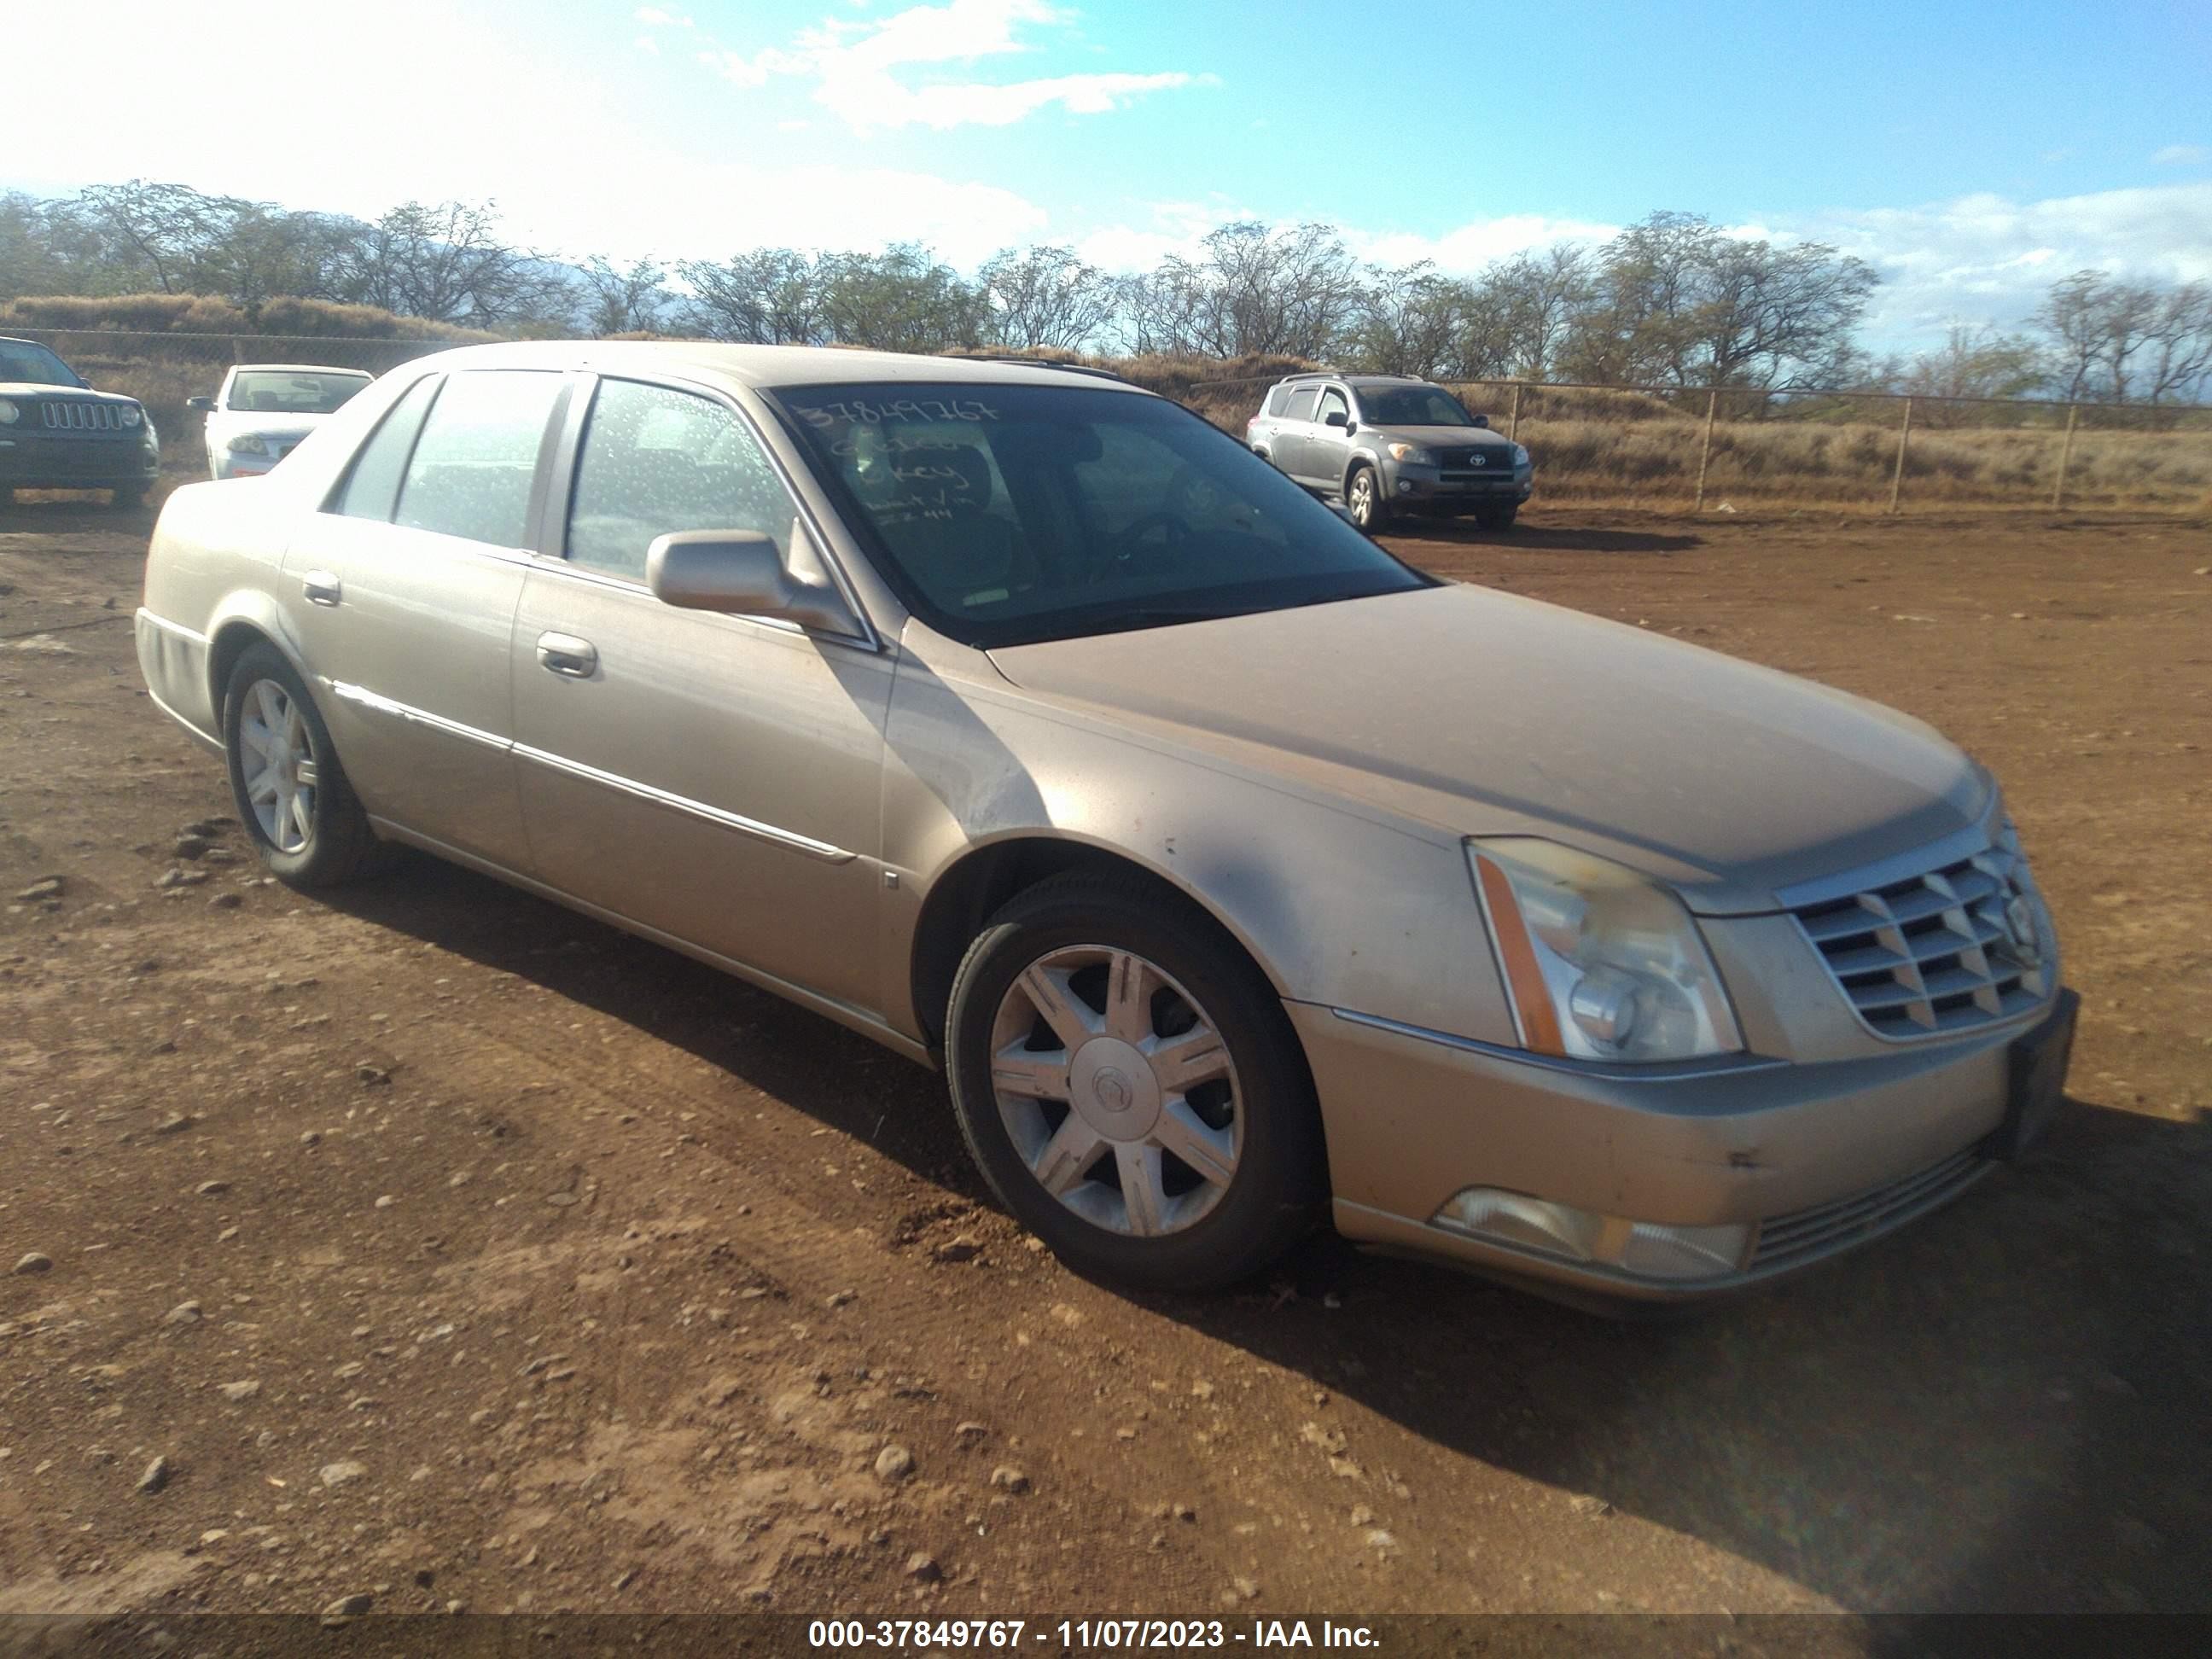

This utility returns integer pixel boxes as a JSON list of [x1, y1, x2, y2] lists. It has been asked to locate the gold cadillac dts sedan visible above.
[[137, 343, 2077, 1307]]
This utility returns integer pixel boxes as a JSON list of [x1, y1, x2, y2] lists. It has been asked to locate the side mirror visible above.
[[187, 396, 215, 413], [646, 528, 861, 637], [1471, 415, 1489, 428], [1323, 409, 1348, 429]]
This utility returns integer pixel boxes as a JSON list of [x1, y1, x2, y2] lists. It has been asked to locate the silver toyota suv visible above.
[[1247, 373, 1532, 533]]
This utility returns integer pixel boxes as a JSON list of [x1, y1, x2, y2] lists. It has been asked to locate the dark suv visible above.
[[0, 337, 160, 509], [1247, 373, 1531, 533]]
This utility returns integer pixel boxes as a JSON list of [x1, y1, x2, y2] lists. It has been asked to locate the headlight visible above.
[[1512, 444, 1530, 468], [1468, 838, 1742, 1062], [1386, 442, 1436, 464], [119, 406, 143, 428], [0, 398, 18, 425], [227, 434, 270, 456]]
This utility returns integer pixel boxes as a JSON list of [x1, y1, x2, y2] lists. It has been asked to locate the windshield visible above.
[[226, 370, 372, 416], [0, 341, 82, 387], [773, 382, 1431, 648], [1357, 386, 1479, 427]]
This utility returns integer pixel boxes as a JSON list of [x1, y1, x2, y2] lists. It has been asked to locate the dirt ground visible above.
[[1, 499, 2207, 1625]]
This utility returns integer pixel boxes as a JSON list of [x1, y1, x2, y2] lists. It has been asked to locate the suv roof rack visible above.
[[1275, 370, 1425, 385], [958, 355, 1133, 385]]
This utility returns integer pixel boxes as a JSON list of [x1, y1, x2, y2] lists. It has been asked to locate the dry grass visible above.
[[1507, 416, 2212, 510], [12, 317, 2208, 514]]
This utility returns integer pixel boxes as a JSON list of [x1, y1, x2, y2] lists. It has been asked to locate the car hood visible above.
[[0, 383, 141, 405], [985, 583, 1988, 914], [1372, 425, 1516, 451]]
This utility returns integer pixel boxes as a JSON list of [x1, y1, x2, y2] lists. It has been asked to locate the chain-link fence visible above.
[[13, 326, 2209, 514], [1181, 370, 2212, 515]]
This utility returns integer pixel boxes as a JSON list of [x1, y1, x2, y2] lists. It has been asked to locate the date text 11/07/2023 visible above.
[[806, 1620, 1383, 1650]]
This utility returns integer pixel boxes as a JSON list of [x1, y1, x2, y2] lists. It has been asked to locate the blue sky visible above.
[[9, 0, 2210, 350]]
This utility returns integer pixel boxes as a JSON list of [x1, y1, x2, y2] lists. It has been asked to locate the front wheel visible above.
[[222, 643, 394, 888], [1345, 465, 1388, 533], [1475, 504, 1518, 531], [945, 874, 1326, 1291]]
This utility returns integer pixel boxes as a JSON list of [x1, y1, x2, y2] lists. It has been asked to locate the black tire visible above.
[[945, 872, 1326, 1292], [1344, 464, 1388, 533], [222, 642, 394, 888], [1476, 504, 1518, 531], [109, 486, 145, 510]]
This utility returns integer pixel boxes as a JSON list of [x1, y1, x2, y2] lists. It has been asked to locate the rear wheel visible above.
[[1345, 464, 1388, 533], [222, 643, 394, 888], [946, 874, 1325, 1291]]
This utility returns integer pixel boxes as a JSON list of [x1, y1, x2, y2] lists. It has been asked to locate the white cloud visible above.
[[1788, 184, 2212, 341], [702, 0, 1209, 132], [2152, 143, 2208, 166], [0, 1, 1051, 269], [635, 6, 692, 26]]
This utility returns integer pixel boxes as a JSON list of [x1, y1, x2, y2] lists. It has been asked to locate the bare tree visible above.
[[61, 181, 247, 295], [978, 244, 1116, 351], [676, 248, 834, 345], [818, 245, 989, 352], [1490, 245, 1592, 381], [2138, 282, 2212, 409], [579, 255, 668, 336], [1191, 221, 1364, 358], [335, 201, 562, 329], [1348, 262, 1463, 376]]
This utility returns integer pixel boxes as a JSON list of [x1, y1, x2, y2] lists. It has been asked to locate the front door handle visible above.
[[301, 570, 342, 607], [536, 632, 598, 678]]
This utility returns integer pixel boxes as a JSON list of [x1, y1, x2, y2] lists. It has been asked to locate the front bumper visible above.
[[1387, 463, 1533, 509], [0, 432, 160, 492], [1293, 990, 2070, 1305]]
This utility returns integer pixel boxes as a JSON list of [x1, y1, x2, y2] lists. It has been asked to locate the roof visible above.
[[390, 340, 1155, 394]]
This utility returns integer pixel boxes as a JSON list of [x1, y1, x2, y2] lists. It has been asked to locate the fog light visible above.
[[1432, 1188, 1750, 1281], [1396, 479, 1413, 493], [1434, 1189, 1602, 1262], [1615, 1221, 1751, 1279]]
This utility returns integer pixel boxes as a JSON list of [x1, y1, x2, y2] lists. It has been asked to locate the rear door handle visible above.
[[301, 570, 342, 607], [536, 632, 598, 678]]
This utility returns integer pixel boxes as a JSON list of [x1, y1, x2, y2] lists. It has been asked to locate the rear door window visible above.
[[393, 370, 565, 549], [1282, 387, 1319, 422], [330, 374, 441, 521]]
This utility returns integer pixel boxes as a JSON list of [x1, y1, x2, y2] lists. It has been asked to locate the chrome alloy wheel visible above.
[[989, 945, 1242, 1237], [1348, 469, 1376, 525], [237, 678, 318, 854]]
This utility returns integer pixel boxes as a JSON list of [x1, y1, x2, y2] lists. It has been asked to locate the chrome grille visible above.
[[39, 399, 129, 434], [1750, 1148, 1986, 1270], [1789, 824, 2051, 1039]]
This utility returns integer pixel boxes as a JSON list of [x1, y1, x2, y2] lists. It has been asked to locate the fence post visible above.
[[1887, 396, 1914, 515], [2052, 403, 2079, 509], [1507, 381, 1523, 443], [1692, 389, 1719, 513]]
